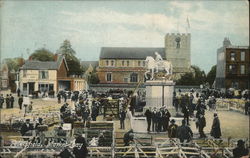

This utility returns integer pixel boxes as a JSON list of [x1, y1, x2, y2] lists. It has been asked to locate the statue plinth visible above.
[[145, 79, 175, 109]]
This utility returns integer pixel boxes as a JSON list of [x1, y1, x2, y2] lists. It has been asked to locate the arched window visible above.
[[130, 73, 138, 82]]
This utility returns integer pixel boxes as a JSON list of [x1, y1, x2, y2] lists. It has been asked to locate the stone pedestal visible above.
[[145, 80, 175, 109]]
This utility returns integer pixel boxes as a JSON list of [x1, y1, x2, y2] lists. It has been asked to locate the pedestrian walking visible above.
[[91, 105, 99, 121], [57, 93, 61, 104], [17, 88, 21, 97], [144, 108, 152, 132], [119, 109, 126, 129], [82, 107, 90, 127], [0, 94, 4, 109], [162, 108, 171, 132], [177, 120, 193, 143], [198, 114, 206, 138], [10, 94, 14, 108], [18, 95, 24, 110], [183, 105, 190, 125], [168, 119, 178, 138], [210, 113, 221, 139], [5, 94, 10, 108]]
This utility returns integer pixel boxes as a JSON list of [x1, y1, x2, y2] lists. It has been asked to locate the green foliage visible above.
[[57, 40, 83, 76], [30, 48, 54, 61], [206, 65, 216, 87], [5, 58, 24, 71], [176, 65, 206, 86], [88, 72, 100, 84], [176, 72, 195, 85], [5, 59, 19, 71]]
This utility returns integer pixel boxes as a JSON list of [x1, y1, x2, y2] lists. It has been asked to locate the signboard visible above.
[[62, 123, 72, 130]]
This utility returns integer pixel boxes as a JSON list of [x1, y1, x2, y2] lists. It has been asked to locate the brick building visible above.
[[97, 33, 191, 85], [19, 54, 87, 96], [97, 47, 165, 84], [225, 46, 250, 89], [0, 63, 9, 90]]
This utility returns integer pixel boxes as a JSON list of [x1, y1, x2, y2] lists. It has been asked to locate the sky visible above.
[[0, 0, 249, 73]]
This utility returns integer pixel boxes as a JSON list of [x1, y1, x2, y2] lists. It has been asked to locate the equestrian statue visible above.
[[144, 52, 172, 80]]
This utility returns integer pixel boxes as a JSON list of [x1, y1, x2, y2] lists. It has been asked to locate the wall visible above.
[[19, 69, 57, 94], [57, 60, 68, 78], [165, 33, 191, 73], [225, 47, 250, 89]]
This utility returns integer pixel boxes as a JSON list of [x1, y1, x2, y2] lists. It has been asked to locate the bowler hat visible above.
[[170, 119, 175, 123]]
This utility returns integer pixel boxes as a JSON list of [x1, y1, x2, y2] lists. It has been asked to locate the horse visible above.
[[144, 56, 172, 80]]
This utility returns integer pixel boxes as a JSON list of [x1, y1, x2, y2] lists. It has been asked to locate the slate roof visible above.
[[20, 55, 68, 70], [81, 61, 99, 68], [100, 47, 166, 60]]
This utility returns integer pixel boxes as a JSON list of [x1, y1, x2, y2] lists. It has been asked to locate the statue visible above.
[[144, 52, 172, 80], [155, 52, 163, 61]]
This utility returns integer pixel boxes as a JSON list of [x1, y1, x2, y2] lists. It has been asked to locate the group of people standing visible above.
[[0, 93, 15, 109], [144, 107, 171, 132]]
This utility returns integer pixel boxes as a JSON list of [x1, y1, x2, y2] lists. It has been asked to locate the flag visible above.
[[186, 16, 190, 28]]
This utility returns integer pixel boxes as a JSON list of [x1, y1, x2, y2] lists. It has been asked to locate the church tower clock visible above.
[[165, 33, 191, 77]]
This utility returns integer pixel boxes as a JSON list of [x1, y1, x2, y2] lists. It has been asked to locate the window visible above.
[[106, 60, 109, 66], [138, 61, 141, 67], [23, 83, 27, 91], [23, 70, 27, 77], [39, 71, 48, 79], [111, 60, 115, 66], [142, 61, 146, 67], [230, 52, 236, 61], [124, 78, 129, 83], [240, 65, 245, 74], [106, 73, 112, 82], [127, 61, 130, 67], [228, 64, 237, 74], [122, 60, 125, 66], [130, 73, 138, 82], [241, 51, 245, 61], [231, 81, 239, 89]]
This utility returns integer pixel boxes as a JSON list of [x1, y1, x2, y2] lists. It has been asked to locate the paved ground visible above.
[[0, 89, 249, 140], [131, 110, 249, 139]]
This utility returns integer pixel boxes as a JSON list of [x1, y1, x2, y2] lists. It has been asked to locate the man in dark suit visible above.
[[10, 94, 14, 108], [20, 119, 34, 136], [18, 95, 23, 110], [144, 108, 152, 132], [151, 107, 158, 132], [119, 109, 126, 129]]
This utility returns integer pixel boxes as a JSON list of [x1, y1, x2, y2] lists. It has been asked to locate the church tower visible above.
[[165, 33, 191, 76]]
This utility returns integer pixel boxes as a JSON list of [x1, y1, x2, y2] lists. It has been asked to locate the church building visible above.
[[97, 33, 191, 85]]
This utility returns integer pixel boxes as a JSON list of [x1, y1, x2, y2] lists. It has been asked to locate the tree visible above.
[[57, 40, 83, 76], [5, 58, 25, 71], [176, 72, 195, 85], [176, 65, 206, 86], [191, 65, 206, 85], [88, 72, 100, 84], [30, 48, 54, 61], [206, 65, 216, 87]]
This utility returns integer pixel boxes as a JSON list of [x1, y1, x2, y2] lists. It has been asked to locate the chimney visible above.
[[54, 54, 58, 61]]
